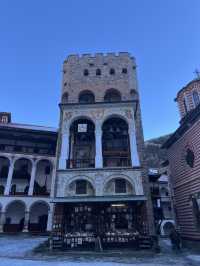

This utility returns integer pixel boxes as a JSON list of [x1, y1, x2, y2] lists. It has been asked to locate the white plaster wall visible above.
[[56, 168, 143, 197]]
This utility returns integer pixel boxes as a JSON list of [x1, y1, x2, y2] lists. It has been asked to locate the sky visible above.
[[0, 0, 199, 140]]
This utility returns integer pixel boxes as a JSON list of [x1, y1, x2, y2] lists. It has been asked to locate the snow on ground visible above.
[[0, 235, 196, 265], [0, 235, 47, 257], [0, 258, 190, 266]]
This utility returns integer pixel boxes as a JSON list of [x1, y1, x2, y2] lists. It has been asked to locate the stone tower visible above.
[[52, 52, 154, 249]]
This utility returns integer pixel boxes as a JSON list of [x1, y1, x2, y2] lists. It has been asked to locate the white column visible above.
[[28, 161, 37, 196], [59, 130, 69, 169], [4, 159, 14, 195], [95, 122, 103, 168], [0, 212, 5, 233], [129, 124, 140, 167], [50, 163, 57, 198], [23, 211, 29, 232], [47, 209, 53, 232]]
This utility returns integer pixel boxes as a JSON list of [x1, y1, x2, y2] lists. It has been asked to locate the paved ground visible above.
[[0, 235, 198, 266]]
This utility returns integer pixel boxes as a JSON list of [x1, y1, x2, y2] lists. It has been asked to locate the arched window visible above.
[[104, 89, 121, 102], [68, 118, 95, 168], [193, 90, 200, 107], [102, 117, 131, 167], [83, 69, 89, 76], [183, 96, 189, 113], [62, 92, 68, 103], [110, 68, 115, 75], [96, 69, 101, 76], [79, 90, 95, 104]]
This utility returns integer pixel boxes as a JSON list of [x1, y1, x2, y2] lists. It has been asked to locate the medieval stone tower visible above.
[[52, 53, 154, 249]]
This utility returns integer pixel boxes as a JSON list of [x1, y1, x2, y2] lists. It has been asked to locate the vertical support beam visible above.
[[0, 212, 5, 233], [23, 211, 29, 233], [129, 123, 140, 167], [50, 162, 57, 198], [28, 160, 37, 196], [59, 129, 69, 169], [4, 158, 14, 195], [47, 209, 53, 232], [95, 122, 103, 168]]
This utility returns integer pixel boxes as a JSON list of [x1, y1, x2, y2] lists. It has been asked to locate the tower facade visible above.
[[52, 53, 154, 249]]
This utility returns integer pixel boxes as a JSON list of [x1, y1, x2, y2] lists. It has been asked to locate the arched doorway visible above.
[[102, 117, 131, 167], [0, 156, 10, 194], [4, 201, 26, 232], [34, 160, 52, 196], [68, 118, 95, 168], [29, 201, 49, 233], [11, 158, 32, 195]]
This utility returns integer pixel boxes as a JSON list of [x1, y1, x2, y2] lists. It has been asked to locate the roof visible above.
[[175, 77, 200, 101], [0, 122, 58, 133], [162, 103, 200, 149]]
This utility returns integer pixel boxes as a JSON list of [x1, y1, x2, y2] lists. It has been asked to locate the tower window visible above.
[[110, 68, 115, 75], [193, 90, 200, 107], [122, 68, 127, 74], [79, 90, 95, 103], [83, 69, 89, 76], [96, 69, 101, 76]]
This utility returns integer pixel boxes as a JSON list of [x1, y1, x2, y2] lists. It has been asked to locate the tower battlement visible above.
[[64, 52, 135, 65]]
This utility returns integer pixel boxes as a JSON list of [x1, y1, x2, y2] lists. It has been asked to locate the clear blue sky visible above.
[[0, 0, 199, 140]]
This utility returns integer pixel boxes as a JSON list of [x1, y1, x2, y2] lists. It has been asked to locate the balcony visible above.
[[103, 156, 131, 168], [67, 159, 95, 169]]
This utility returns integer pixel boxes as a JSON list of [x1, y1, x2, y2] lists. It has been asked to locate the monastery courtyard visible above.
[[0, 235, 199, 266]]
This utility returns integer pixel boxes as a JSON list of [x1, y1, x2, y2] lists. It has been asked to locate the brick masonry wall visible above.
[[61, 53, 137, 103], [167, 119, 200, 240]]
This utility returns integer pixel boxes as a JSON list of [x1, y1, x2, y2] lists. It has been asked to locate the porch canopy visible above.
[[51, 195, 147, 203]]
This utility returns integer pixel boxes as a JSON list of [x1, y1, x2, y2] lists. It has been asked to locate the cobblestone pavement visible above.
[[0, 235, 197, 266]]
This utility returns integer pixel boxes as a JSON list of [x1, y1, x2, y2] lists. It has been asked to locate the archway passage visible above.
[[68, 119, 95, 168], [29, 201, 49, 233], [34, 160, 52, 196], [102, 117, 131, 167], [4, 201, 25, 232], [11, 158, 32, 195], [0, 157, 10, 194]]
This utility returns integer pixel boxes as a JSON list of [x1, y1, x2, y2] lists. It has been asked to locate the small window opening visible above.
[[96, 69, 101, 76], [110, 68, 115, 75], [83, 69, 89, 76], [122, 68, 127, 74]]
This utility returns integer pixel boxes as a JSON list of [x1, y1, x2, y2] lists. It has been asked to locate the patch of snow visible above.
[[0, 236, 47, 257]]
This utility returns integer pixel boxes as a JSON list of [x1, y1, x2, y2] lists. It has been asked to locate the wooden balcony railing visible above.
[[103, 156, 131, 167], [67, 159, 95, 169]]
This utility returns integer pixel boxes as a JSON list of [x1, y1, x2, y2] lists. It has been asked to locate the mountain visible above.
[[144, 134, 172, 168]]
